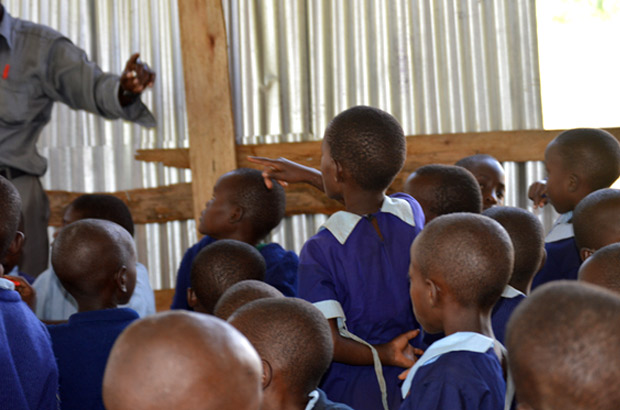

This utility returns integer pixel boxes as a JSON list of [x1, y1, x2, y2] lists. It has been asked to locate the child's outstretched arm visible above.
[[528, 179, 548, 209], [247, 156, 324, 191]]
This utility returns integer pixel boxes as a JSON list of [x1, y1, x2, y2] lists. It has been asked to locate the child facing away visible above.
[[33, 194, 155, 321], [528, 129, 620, 289], [455, 154, 506, 211], [214, 279, 283, 320], [103, 311, 263, 410], [506, 281, 620, 410], [399, 213, 512, 410], [403, 164, 483, 222], [0, 176, 59, 409], [250, 106, 426, 410], [483, 206, 546, 344], [186, 239, 266, 314], [578, 242, 620, 293], [229, 297, 354, 410], [171, 168, 299, 309], [572, 188, 620, 261], [47, 219, 139, 410]]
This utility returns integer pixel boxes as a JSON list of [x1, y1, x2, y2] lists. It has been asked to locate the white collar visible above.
[[304, 390, 320, 410], [501, 285, 526, 299], [321, 195, 416, 245], [545, 212, 574, 243], [401, 332, 495, 398], [0, 277, 15, 291]]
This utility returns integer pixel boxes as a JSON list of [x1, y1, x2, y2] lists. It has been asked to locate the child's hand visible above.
[[377, 329, 424, 368], [3, 275, 36, 311], [528, 180, 548, 209], [247, 156, 324, 191]]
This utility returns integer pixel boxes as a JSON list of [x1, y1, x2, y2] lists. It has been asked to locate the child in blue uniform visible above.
[[528, 128, 620, 289], [483, 206, 545, 344], [214, 279, 283, 319], [506, 281, 620, 409], [229, 297, 354, 410], [186, 239, 266, 313], [400, 213, 512, 410], [250, 106, 425, 410], [573, 188, 620, 262], [47, 219, 139, 410], [578, 242, 620, 293], [456, 154, 506, 211], [403, 164, 482, 222], [172, 168, 298, 309]]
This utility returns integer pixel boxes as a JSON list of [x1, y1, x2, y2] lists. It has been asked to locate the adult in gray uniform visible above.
[[0, 4, 156, 277]]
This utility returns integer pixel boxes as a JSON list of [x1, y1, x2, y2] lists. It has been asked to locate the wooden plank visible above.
[[134, 148, 189, 169], [155, 289, 176, 312], [178, 0, 237, 226]]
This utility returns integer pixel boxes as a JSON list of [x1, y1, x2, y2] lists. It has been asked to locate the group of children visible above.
[[1, 105, 620, 410]]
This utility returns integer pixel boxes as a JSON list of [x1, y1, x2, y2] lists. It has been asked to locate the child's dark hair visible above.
[[190, 239, 266, 314], [573, 188, 620, 253], [0, 177, 21, 258], [70, 194, 135, 236], [455, 154, 499, 170], [413, 213, 513, 311], [324, 106, 406, 191], [483, 206, 544, 291], [579, 243, 620, 293], [407, 164, 482, 216], [229, 298, 333, 397], [229, 168, 286, 240], [551, 128, 620, 191], [214, 279, 283, 320]]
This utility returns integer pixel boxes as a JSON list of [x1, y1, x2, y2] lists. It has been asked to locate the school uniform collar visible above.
[[401, 331, 495, 398], [321, 195, 416, 245], [501, 285, 526, 299], [545, 211, 573, 243], [0, 277, 15, 291], [0, 7, 14, 49], [305, 390, 320, 410]]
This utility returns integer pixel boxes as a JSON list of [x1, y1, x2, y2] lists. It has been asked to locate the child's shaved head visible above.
[[229, 298, 333, 399], [324, 106, 406, 191], [404, 164, 482, 222], [214, 279, 283, 320], [506, 281, 620, 410], [52, 219, 136, 306], [483, 206, 545, 293], [573, 188, 620, 260], [412, 213, 513, 311], [189, 239, 266, 314], [455, 154, 505, 211], [578, 243, 620, 294], [0, 176, 21, 259], [103, 311, 263, 410]]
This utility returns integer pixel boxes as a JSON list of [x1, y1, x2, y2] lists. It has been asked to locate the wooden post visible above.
[[177, 0, 237, 226]]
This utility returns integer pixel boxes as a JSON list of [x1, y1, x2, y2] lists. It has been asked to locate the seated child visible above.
[[103, 311, 263, 410], [0, 176, 59, 409], [403, 164, 482, 222], [214, 279, 283, 320], [229, 297, 354, 410], [455, 154, 505, 210], [578, 243, 620, 293], [506, 281, 620, 409], [186, 239, 266, 314], [573, 188, 620, 261], [47, 219, 139, 410], [250, 106, 426, 410], [528, 128, 620, 289], [400, 213, 512, 410], [483, 206, 546, 344], [33, 194, 155, 321], [172, 168, 299, 309]]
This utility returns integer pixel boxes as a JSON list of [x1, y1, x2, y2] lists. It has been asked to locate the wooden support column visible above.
[[177, 0, 237, 226]]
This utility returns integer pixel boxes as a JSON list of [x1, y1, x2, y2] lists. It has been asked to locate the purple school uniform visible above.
[[299, 193, 425, 410], [491, 286, 526, 344]]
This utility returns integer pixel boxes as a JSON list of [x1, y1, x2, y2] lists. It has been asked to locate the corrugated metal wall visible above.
[[5, 0, 553, 290]]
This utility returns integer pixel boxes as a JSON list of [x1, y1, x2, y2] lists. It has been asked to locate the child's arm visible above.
[[528, 180, 548, 209], [247, 156, 324, 192], [3, 275, 36, 311]]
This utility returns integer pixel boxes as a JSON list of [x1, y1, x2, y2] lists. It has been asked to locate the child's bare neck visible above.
[[76, 297, 118, 313], [215, 231, 259, 247], [343, 189, 386, 216], [264, 385, 309, 410], [441, 305, 494, 339]]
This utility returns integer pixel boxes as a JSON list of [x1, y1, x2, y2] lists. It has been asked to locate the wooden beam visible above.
[[178, 0, 237, 226]]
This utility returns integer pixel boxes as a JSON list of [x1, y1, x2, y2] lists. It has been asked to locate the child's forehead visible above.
[[468, 158, 504, 179]]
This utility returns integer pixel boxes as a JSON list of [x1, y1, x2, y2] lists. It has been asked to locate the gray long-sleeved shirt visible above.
[[0, 8, 156, 176]]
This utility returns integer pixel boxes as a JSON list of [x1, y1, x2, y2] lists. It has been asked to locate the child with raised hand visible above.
[[483, 206, 546, 344], [171, 168, 298, 310], [250, 106, 425, 410], [578, 243, 620, 293], [400, 213, 512, 410], [229, 297, 354, 410], [47, 219, 139, 410], [186, 239, 266, 314], [403, 164, 482, 222], [572, 188, 620, 261], [527, 129, 620, 289], [455, 154, 505, 211]]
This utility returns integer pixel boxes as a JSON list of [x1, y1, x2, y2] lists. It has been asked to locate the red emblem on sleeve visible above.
[[2, 64, 9, 79]]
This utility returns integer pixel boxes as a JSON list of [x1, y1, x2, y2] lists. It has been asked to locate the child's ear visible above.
[[187, 288, 199, 309], [427, 278, 441, 307], [580, 247, 594, 262], [567, 173, 580, 193], [261, 359, 273, 390], [334, 159, 345, 183], [115, 265, 129, 293], [228, 205, 244, 224], [6, 231, 24, 257], [537, 249, 547, 272]]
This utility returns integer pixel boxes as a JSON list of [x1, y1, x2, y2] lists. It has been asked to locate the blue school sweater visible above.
[[491, 286, 526, 344], [48, 308, 139, 410], [171, 235, 299, 309], [0, 285, 58, 410]]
